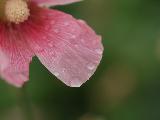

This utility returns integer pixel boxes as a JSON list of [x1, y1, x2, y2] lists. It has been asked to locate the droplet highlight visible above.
[[71, 35, 76, 39], [54, 72, 59, 77], [64, 22, 69, 26], [87, 63, 96, 70], [95, 48, 103, 54], [54, 29, 59, 33], [70, 78, 81, 87]]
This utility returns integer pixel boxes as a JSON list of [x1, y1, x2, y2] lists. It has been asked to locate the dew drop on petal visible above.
[[62, 68, 66, 73], [78, 20, 86, 24], [70, 77, 81, 87], [88, 73, 92, 77], [87, 63, 96, 70], [48, 42, 53, 47], [54, 29, 59, 33], [54, 72, 59, 77], [95, 48, 103, 54], [64, 22, 69, 26], [71, 35, 76, 39], [34, 45, 44, 53], [80, 38, 85, 43], [74, 44, 78, 48]]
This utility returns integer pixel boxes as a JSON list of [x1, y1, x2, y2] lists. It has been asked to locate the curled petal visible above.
[[0, 23, 34, 87], [32, 0, 82, 7], [22, 4, 103, 87]]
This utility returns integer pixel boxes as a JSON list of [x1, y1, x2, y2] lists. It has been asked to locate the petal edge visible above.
[[33, 0, 82, 7], [23, 5, 103, 87]]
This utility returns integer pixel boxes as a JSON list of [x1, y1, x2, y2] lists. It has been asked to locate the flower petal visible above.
[[23, 4, 103, 87], [32, 0, 82, 7], [0, 23, 34, 87]]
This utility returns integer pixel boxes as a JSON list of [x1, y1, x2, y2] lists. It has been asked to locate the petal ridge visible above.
[[0, 23, 34, 87]]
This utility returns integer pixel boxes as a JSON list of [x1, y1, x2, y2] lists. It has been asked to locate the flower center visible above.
[[1, 0, 30, 24]]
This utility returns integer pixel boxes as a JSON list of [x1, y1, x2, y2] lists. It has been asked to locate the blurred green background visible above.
[[0, 0, 160, 120]]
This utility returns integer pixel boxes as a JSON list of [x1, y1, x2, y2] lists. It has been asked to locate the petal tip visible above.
[[14, 83, 24, 88], [10, 81, 26, 88], [69, 82, 82, 87], [68, 78, 89, 87]]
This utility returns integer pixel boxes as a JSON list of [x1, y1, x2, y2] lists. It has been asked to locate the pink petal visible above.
[[0, 23, 34, 87], [32, 0, 82, 7], [22, 4, 103, 87]]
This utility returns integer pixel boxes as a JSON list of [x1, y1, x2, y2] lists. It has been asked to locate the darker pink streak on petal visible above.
[[21, 4, 103, 87], [32, 0, 81, 6], [0, 23, 34, 87]]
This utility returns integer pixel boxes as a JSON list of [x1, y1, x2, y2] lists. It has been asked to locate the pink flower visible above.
[[0, 0, 103, 87]]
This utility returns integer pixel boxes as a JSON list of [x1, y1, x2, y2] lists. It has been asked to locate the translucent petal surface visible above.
[[23, 4, 103, 87], [0, 23, 34, 87]]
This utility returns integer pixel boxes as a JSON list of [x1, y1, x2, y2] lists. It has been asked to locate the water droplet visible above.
[[54, 29, 59, 33], [48, 43, 53, 47], [54, 72, 59, 77], [71, 35, 76, 39], [70, 77, 81, 87], [64, 22, 69, 26], [74, 44, 78, 48], [95, 48, 103, 54], [87, 63, 95, 70], [35, 45, 44, 53], [88, 73, 92, 77], [81, 39, 85, 43], [62, 68, 66, 73], [78, 20, 86, 24]]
